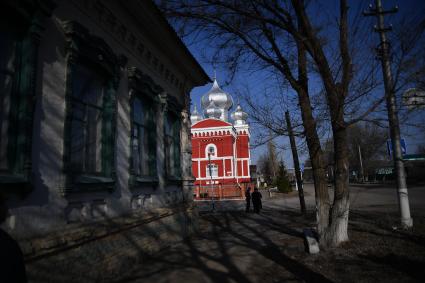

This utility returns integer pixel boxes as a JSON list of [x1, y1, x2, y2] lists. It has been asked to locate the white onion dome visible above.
[[190, 105, 203, 124], [201, 79, 233, 121], [204, 100, 222, 119], [231, 104, 248, 125]]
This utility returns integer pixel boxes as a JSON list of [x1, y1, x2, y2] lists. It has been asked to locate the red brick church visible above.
[[190, 79, 251, 199]]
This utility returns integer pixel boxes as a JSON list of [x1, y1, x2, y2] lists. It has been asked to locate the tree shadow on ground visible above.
[[358, 253, 425, 282], [349, 210, 425, 248], [117, 209, 333, 283]]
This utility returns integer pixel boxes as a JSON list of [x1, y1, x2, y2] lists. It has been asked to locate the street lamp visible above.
[[208, 152, 215, 212]]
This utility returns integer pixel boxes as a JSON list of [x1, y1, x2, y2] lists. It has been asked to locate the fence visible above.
[[194, 184, 247, 200]]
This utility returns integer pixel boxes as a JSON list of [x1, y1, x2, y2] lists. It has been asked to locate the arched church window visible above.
[[206, 143, 217, 157]]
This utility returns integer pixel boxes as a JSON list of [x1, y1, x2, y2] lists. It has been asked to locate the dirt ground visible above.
[[115, 207, 425, 282], [115, 185, 425, 283], [261, 208, 425, 283]]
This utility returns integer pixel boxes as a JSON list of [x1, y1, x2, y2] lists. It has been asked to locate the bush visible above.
[[276, 178, 292, 193], [271, 160, 293, 193]]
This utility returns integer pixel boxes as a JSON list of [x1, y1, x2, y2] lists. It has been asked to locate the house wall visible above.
[[0, 1, 208, 280]]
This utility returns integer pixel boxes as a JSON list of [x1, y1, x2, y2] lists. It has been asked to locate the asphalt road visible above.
[[197, 183, 425, 217]]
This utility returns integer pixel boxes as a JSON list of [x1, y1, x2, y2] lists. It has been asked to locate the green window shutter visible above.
[[102, 80, 116, 177], [0, 1, 55, 194], [173, 118, 181, 177]]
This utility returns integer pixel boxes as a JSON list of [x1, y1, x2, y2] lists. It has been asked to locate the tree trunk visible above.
[[296, 88, 330, 236], [292, 0, 352, 248], [323, 109, 350, 247], [285, 110, 306, 214], [294, 35, 330, 236]]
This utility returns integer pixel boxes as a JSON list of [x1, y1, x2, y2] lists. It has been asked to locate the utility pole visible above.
[[364, 0, 413, 228], [285, 111, 306, 214], [358, 145, 365, 182]]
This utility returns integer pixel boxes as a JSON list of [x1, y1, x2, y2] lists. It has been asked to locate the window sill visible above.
[[166, 176, 183, 185], [0, 174, 27, 184], [0, 173, 32, 194], [63, 174, 115, 195], [135, 176, 159, 184], [129, 175, 159, 190], [75, 175, 114, 184]]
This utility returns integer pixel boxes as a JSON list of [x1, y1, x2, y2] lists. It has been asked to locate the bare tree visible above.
[[160, 0, 332, 244], [347, 122, 388, 179], [257, 138, 279, 186], [160, 0, 425, 247]]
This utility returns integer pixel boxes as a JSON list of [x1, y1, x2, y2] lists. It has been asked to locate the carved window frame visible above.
[[0, 0, 55, 195], [128, 67, 162, 188], [62, 21, 121, 195], [164, 95, 183, 182]]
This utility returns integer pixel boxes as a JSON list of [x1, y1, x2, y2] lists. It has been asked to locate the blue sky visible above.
[[179, 0, 425, 167]]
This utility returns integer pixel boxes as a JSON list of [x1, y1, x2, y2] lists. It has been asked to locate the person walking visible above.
[[251, 187, 262, 213], [245, 187, 251, 212]]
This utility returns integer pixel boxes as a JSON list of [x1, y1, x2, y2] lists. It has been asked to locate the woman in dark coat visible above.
[[245, 188, 251, 212], [251, 187, 262, 213]]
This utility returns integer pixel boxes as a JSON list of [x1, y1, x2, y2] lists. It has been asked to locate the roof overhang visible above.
[[122, 0, 210, 87]]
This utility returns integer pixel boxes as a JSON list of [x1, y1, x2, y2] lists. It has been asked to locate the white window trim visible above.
[[205, 143, 218, 157]]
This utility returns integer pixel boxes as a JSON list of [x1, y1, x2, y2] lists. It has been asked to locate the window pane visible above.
[[133, 98, 143, 125], [169, 136, 175, 175], [86, 78, 104, 107], [206, 164, 218, 178], [0, 33, 17, 171], [72, 65, 90, 101], [165, 135, 172, 175], [85, 106, 103, 173], [70, 63, 105, 174], [173, 120, 180, 176], [132, 127, 140, 175], [132, 96, 156, 177], [165, 112, 180, 177], [141, 126, 150, 175], [70, 103, 85, 172], [147, 126, 156, 175], [165, 114, 172, 135], [72, 64, 105, 106]]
